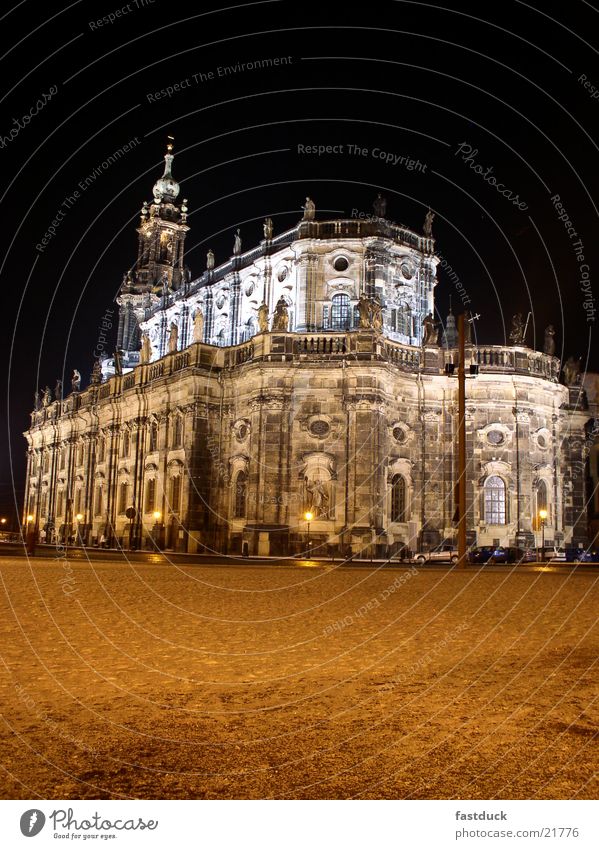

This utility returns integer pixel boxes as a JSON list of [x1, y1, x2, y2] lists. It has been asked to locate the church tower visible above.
[[115, 138, 190, 370]]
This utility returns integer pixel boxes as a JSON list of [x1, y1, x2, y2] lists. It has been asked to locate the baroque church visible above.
[[23, 143, 599, 556]]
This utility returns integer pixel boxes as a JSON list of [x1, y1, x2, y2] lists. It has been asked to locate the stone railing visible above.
[[28, 334, 564, 427]]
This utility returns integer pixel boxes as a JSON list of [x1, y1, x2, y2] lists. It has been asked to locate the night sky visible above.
[[2, 0, 598, 523]]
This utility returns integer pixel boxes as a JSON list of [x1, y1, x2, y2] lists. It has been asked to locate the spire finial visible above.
[[166, 134, 174, 154], [449, 294, 453, 314]]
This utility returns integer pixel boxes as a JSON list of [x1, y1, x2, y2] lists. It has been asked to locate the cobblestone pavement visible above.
[[0, 556, 597, 799]]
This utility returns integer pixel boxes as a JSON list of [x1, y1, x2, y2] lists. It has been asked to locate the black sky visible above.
[[2, 0, 598, 522]]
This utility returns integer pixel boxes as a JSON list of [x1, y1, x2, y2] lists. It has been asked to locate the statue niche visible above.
[[302, 461, 334, 520]]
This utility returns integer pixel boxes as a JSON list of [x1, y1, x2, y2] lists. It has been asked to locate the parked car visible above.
[[469, 546, 534, 564], [468, 546, 496, 564], [413, 545, 459, 564], [548, 548, 566, 562]]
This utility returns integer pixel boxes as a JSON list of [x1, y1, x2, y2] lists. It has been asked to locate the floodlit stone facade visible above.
[[23, 148, 596, 556]]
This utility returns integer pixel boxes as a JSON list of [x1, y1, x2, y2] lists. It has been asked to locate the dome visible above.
[[153, 140, 180, 203]]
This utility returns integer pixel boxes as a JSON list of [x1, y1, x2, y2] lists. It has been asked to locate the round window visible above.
[[309, 420, 330, 438], [333, 256, 349, 272], [277, 266, 288, 282], [537, 434, 547, 448], [392, 426, 406, 444], [487, 430, 505, 445], [400, 260, 415, 280], [237, 424, 248, 441]]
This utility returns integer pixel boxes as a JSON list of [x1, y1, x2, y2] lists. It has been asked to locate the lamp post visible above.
[[539, 508, 547, 562], [304, 511, 313, 556], [75, 514, 83, 546], [153, 510, 163, 550], [25, 514, 35, 554]]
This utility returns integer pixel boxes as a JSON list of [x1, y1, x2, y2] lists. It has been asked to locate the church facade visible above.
[[23, 145, 596, 556]]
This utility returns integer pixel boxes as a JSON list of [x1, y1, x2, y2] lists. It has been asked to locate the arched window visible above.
[[484, 475, 507, 525], [118, 481, 128, 514], [331, 293, 350, 329], [170, 475, 181, 512], [234, 471, 247, 518], [533, 480, 548, 530], [98, 437, 106, 463], [145, 478, 156, 513], [172, 415, 183, 448], [94, 486, 103, 517], [391, 475, 407, 522], [121, 430, 130, 458]]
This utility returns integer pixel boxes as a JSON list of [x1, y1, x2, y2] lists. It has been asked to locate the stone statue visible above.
[[302, 197, 315, 221], [373, 193, 387, 219], [55, 379, 63, 400], [563, 356, 581, 386], [422, 312, 438, 345], [42, 386, 51, 406], [271, 296, 289, 331], [168, 322, 178, 353], [193, 309, 204, 343], [71, 369, 81, 392], [263, 217, 273, 240], [114, 349, 123, 377], [509, 313, 525, 345], [357, 293, 372, 328], [464, 311, 472, 343], [91, 359, 102, 385], [140, 332, 152, 364], [423, 209, 435, 237], [371, 296, 383, 331], [544, 324, 556, 356], [34, 390, 41, 411], [306, 477, 329, 518], [233, 229, 242, 255], [206, 249, 215, 270], [257, 302, 269, 333]]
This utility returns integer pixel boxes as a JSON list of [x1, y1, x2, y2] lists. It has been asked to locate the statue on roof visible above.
[[257, 302, 269, 333], [373, 193, 387, 219], [233, 229, 242, 255], [509, 313, 525, 345], [543, 324, 556, 356], [263, 217, 273, 240], [272, 296, 289, 331], [423, 208, 435, 237], [422, 312, 438, 345], [563, 356, 581, 386], [140, 332, 152, 363], [302, 197, 315, 221], [193, 309, 204, 343], [206, 248, 215, 270], [42, 386, 52, 407], [71, 370, 81, 392], [168, 322, 178, 353], [55, 379, 63, 400]]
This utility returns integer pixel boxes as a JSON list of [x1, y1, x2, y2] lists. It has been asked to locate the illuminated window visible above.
[[533, 480, 548, 530], [331, 293, 350, 329], [391, 475, 407, 522], [484, 475, 506, 525]]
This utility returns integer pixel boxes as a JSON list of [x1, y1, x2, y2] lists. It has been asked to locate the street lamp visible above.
[[539, 508, 548, 562], [75, 514, 83, 545], [152, 510, 163, 550], [304, 511, 313, 555]]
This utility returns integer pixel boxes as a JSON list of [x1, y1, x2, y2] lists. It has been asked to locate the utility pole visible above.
[[457, 313, 467, 566]]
